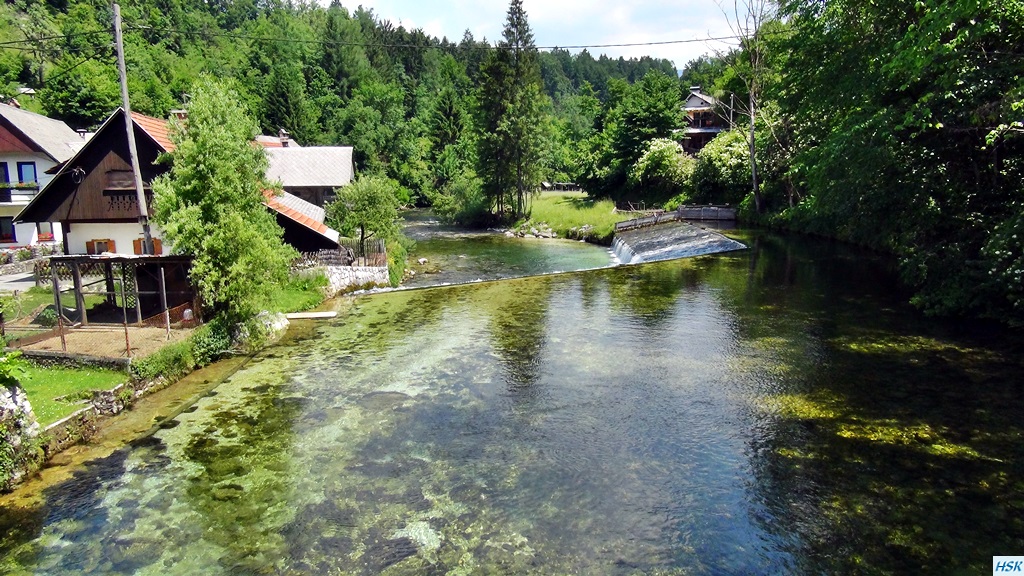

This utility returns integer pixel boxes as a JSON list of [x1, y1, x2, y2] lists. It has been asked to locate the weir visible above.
[[611, 220, 746, 264]]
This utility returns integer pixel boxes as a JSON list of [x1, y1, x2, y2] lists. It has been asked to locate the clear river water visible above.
[[1, 227, 1022, 574]]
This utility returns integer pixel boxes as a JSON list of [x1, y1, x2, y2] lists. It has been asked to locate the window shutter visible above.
[[133, 238, 163, 254], [107, 240, 116, 253], [86, 240, 95, 255]]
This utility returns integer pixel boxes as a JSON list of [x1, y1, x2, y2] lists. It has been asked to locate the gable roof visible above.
[[684, 90, 718, 111], [265, 146, 354, 188], [262, 189, 340, 244], [0, 104, 83, 162], [130, 111, 175, 152], [16, 108, 175, 223]]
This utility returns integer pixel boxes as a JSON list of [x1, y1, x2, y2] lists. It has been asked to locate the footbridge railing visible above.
[[615, 205, 736, 233]]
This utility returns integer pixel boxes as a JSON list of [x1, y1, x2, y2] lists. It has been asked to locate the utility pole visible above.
[[112, 3, 155, 255]]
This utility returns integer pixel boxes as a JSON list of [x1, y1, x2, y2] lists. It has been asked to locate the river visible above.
[[1, 227, 1022, 574]]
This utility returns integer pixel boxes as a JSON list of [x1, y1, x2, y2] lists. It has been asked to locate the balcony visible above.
[[0, 182, 39, 204]]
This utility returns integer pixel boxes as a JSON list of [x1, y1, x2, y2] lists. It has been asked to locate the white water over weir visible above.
[[611, 221, 747, 264]]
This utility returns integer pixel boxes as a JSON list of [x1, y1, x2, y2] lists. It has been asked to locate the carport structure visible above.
[[40, 254, 198, 355]]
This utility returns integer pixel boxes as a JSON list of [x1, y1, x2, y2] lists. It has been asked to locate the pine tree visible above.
[[477, 0, 545, 220]]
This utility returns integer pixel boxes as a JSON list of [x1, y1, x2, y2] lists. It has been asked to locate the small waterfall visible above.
[[612, 221, 745, 265], [610, 236, 641, 264]]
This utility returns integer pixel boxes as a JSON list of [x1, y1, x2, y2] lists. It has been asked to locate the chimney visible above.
[[170, 109, 188, 122], [76, 128, 87, 139], [689, 85, 701, 93], [278, 128, 290, 147]]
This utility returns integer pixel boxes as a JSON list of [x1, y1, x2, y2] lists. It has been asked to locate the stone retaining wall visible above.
[[1, 383, 43, 492], [0, 256, 47, 277], [304, 265, 390, 298], [41, 376, 171, 460]]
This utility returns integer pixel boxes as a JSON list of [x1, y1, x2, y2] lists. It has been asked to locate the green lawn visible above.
[[266, 273, 329, 314], [524, 191, 631, 244], [20, 364, 128, 426]]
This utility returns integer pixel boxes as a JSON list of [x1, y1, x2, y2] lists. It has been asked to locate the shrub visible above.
[[14, 248, 33, 262], [35, 308, 58, 328], [628, 138, 696, 206], [129, 338, 195, 382], [692, 129, 751, 205], [432, 172, 491, 227], [191, 320, 232, 366], [387, 236, 413, 287]]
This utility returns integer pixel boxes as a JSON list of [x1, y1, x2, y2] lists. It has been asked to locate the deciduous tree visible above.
[[152, 76, 296, 326]]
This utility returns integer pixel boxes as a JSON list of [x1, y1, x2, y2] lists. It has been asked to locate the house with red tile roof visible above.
[[17, 108, 341, 255]]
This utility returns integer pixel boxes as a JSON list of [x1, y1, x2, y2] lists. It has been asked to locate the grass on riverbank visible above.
[[19, 364, 128, 426], [266, 272, 330, 314], [522, 191, 630, 244]]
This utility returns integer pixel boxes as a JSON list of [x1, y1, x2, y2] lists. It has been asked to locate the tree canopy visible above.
[[151, 76, 296, 326]]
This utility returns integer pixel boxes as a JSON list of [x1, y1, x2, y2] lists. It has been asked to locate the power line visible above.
[[125, 23, 752, 53], [0, 29, 110, 49]]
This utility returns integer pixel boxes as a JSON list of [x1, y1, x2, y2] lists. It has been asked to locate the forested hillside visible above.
[[0, 0, 674, 206]]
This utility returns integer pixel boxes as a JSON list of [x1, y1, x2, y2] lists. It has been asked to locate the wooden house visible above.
[[16, 109, 341, 256], [683, 86, 727, 153]]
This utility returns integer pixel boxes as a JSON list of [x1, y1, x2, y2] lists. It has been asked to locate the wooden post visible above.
[[158, 264, 170, 340], [131, 263, 142, 325], [49, 260, 66, 352], [113, 3, 155, 254], [71, 260, 87, 325]]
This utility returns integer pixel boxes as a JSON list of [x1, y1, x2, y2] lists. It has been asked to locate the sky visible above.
[[343, 0, 742, 72]]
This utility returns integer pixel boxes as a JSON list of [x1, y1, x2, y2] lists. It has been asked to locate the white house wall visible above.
[[65, 222, 169, 256], [0, 152, 61, 247]]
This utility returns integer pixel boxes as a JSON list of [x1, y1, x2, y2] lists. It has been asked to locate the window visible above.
[[38, 222, 53, 241], [0, 164, 9, 203], [17, 162, 36, 185], [86, 239, 116, 254], [0, 217, 15, 242]]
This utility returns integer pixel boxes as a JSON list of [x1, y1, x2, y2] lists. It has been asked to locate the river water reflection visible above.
[[2, 230, 1022, 574]]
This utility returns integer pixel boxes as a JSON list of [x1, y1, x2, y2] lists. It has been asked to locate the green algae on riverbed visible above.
[[2, 231, 1023, 574]]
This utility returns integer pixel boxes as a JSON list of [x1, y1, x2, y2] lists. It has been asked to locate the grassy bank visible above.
[[521, 191, 630, 244], [20, 365, 127, 426]]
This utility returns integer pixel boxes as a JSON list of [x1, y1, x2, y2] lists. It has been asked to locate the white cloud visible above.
[[337, 0, 738, 69]]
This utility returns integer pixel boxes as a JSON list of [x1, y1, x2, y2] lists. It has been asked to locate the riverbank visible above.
[[514, 190, 631, 244]]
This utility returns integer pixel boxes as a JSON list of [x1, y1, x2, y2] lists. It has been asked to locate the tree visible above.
[[717, 0, 779, 214], [39, 57, 119, 129], [629, 138, 696, 205], [476, 0, 546, 220], [574, 71, 683, 203], [152, 76, 296, 326], [325, 174, 400, 255]]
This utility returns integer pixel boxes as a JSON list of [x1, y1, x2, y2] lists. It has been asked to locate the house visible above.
[[683, 86, 727, 154], [0, 104, 85, 246], [16, 108, 341, 256], [265, 145, 354, 207]]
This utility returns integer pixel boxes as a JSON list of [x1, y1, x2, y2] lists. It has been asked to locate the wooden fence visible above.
[[293, 239, 387, 270]]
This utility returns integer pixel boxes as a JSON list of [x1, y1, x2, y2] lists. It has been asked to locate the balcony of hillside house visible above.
[[0, 182, 39, 204]]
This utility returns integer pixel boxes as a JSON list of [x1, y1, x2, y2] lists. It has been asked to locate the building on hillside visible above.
[[16, 109, 341, 256], [0, 104, 85, 246], [265, 145, 354, 207], [683, 86, 727, 154]]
